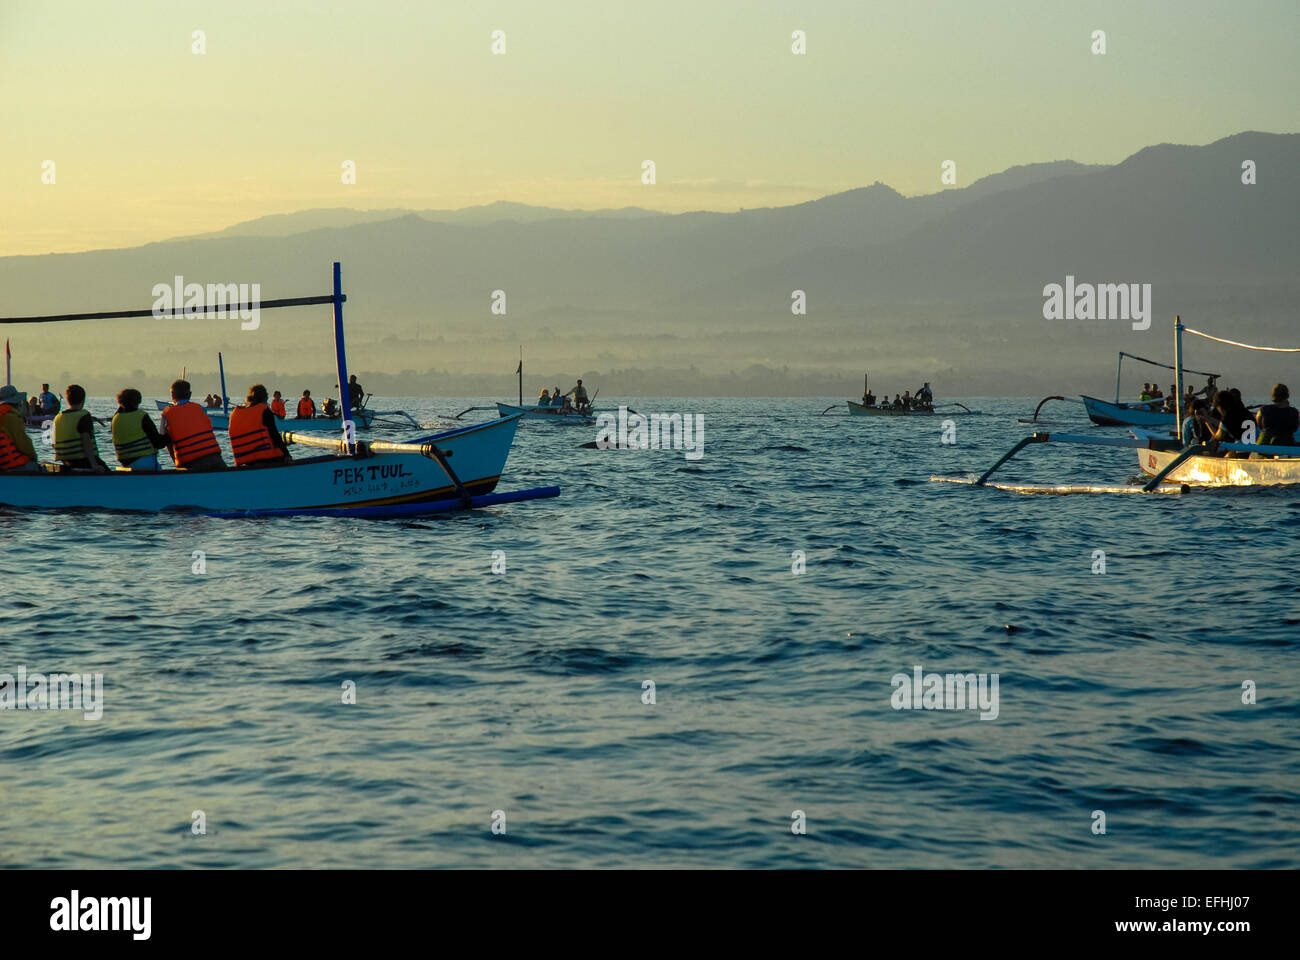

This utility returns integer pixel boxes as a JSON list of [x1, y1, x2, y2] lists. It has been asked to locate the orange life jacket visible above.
[[0, 404, 33, 469], [161, 401, 222, 466], [297, 397, 315, 418], [228, 403, 282, 467], [270, 398, 287, 418]]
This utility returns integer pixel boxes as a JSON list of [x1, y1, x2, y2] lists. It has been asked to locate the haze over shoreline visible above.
[[3, 131, 1296, 398]]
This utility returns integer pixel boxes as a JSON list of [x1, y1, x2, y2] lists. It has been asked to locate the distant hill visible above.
[[3, 132, 1296, 397]]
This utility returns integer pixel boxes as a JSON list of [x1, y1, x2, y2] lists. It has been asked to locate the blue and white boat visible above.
[[0, 263, 558, 516]]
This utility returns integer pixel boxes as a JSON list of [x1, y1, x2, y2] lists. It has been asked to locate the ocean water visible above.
[[2, 397, 1297, 869]]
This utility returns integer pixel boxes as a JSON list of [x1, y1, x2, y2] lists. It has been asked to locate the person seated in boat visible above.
[[1181, 398, 1215, 449], [297, 390, 316, 419], [321, 397, 340, 419], [1149, 384, 1163, 399], [891, 393, 902, 409], [0, 385, 40, 472], [229, 384, 292, 468], [915, 383, 934, 410], [901, 390, 913, 410], [551, 387, 564, 408], [270, 390, 287, 419], [52, 384, 109, 473], [35, 383, 60, 415], [111, 388, 166, 471], [1255, 384, 1298, 453], [862, 389, 875, 406], [1209, 389, 1254, 457], [566, 379, 590, 413], [159, 379, 226, 471], [537, 388, 551, 406], [347, 375, 365, 411], [1138, 383, 1152, 401]]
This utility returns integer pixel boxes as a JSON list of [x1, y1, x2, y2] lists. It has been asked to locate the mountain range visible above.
[[2, 131, 1295, 398]]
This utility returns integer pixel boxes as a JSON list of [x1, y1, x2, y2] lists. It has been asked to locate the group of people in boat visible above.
[[1136, 379, 1219, 414], [536, 380, 591, 414], [861, 383, 935, 411], [1181, 383, 1298, 455], [0, 379, 297, 474], [22, 384, 62, 417]]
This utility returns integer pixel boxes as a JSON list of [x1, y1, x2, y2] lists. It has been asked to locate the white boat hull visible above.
[[0, 416, 518, 512], [1137, 445, 1300, 486], [496, 402, 596, 425], [847, 400, 935, 416]]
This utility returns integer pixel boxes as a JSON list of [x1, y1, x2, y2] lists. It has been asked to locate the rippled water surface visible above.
[[3, 397, 1297, 868]]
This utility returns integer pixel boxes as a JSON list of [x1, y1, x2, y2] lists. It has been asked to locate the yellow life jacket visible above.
[[53, 408, 96, 462], [112, 409, 155, 465]]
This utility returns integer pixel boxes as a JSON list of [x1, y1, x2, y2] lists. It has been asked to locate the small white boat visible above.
[[496, 401, 596, 425]]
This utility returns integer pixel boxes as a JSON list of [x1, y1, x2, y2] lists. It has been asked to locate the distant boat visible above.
[[1080, 395, 1175, 427], [496, 401, 597, 425], [847, 400, 936, 417]]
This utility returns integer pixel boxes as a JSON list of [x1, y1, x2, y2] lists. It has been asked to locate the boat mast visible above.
[[518, 347, 523, 407], [1174, 315, 1184, 442], [5, 338, 10, 386], [331, 261, 354, 448], [1114, 352, 1122, 404]]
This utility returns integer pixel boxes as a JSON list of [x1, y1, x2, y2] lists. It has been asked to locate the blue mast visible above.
[[331, 262, 353, 447]]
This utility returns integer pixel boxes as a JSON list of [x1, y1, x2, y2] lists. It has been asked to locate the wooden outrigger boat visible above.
[[1024, 352, 1220, 427], [453, 351, 604, 426], [495, 401, 596, 425], [0, 263, 558, 516], [936, 317, 1300, 494], [847, 399, 936, 417], [831, 374, 974, 416]]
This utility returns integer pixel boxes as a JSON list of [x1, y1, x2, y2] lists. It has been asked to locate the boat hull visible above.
[[1137, 445, 1300, 487], [496, 402, 596, 425], [1082, 395, 1174, 427], [847, 400, 935, 416], [0, 416, 519, 512]]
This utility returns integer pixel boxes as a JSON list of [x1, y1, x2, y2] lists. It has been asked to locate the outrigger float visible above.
[[936, 317, 1300, 494], [0, 263, 559, 516]]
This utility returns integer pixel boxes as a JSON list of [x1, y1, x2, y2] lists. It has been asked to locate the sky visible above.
[[2, 0, 1298, 257]]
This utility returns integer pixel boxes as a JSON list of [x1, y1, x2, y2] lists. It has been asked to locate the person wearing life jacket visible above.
[[229, 384, 291, 468], [537, 388, 551, 406], [159, 379, 226, 471], [0, 384, 39, 472], [297, 390, 316, 419], [53, 384, 109, 473], [110, 388, 166, 471], [270, 390, 287, 419]]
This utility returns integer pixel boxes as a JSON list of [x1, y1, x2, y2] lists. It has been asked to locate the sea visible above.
[[2, 397, 1297, 869]]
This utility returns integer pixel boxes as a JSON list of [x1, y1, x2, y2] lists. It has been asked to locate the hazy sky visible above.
[[3, 0, 1297, 256]]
